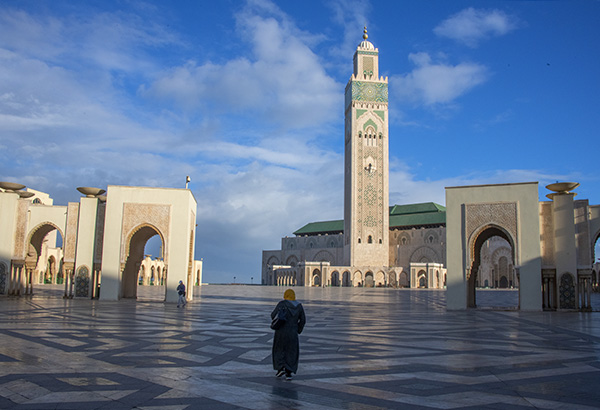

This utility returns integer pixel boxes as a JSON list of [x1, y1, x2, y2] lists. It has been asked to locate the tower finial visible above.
[[363, 26, 368, 40]]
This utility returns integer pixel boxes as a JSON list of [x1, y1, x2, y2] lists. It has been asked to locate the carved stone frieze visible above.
[[63, 203, 79, 262], [465, 202, 518, 243], [12, 200, 29, 259], [121, 203, 171, 259]]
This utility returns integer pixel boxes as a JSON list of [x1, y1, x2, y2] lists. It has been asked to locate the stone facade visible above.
[[446, 182, 600, 311], [0, 184, 201, 303]]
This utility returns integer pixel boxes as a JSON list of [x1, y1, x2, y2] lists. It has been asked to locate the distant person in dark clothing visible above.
[[177, 280, 186, 308], [271, 288, 306, 380]]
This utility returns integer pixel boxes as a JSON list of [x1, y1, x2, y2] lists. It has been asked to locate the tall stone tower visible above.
[[343, 28, 389, 267]]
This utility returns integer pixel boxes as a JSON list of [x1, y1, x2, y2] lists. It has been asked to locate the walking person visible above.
[[271, 289, 306, 380], [177, 280, 186, 308]]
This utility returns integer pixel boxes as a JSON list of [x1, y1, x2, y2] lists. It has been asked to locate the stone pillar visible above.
[[550, 190, 578, 309], [63, 265, 74, 298], [69, 270, 75, 298], [17, 265, 24, 296], [63, 268, 69, 298], [7, 264, 15, 295]]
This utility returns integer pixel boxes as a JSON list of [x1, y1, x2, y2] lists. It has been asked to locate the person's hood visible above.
[[283, 299, 302, 314]]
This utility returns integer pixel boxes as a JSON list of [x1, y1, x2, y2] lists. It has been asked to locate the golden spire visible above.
[[363, 26, 368, 40]]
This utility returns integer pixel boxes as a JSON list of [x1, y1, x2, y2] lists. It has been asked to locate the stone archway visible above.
[[24, 223, 65, 295], [418, 270, 427, 288], [121, 224, 165, 299], [45, 255, 57, 284], [342, 270, 351, 287], [446, 183, 542, 311], [468, 225, 516, 308], [353, 271, 363, 287], [375, 271, 385, 287], [312, 269, 322, 287], [364, 271, 374, 287], [331, 271, 340, 287]]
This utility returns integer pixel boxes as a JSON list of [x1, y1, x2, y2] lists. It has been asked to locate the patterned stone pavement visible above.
[[2, 285, 600, 409]]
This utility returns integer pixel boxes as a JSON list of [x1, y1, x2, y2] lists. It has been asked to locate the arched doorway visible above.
[[25, 223, 64, 295], [353, 271, 362, 287], [418, 270, 427, 288], [342, 271, 351, 287], [375, 271, 385, 287], [468, 225, 517, 309], [312, 269, 321, 287], [139, 265, 145, 285], [364, 271, 374, 288], [44, 255, 57, 284], [331, 271, 340, 287], [122, 225, 165, 300]]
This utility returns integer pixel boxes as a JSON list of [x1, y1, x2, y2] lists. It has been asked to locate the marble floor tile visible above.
[[1, 285, 600, 409]]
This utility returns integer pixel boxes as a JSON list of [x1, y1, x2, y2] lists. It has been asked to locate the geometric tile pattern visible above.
[[1, 285, 600, 409], [351, 81, 388, 103]]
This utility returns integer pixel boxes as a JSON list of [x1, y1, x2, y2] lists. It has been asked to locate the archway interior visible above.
[[138, 234, 164, 286], [122, 226, 164, 299], [364, 272, 374, 288], [469, 226, 518, 309], [28, 225, 64, 285]]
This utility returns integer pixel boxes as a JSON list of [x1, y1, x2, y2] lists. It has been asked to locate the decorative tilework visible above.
[[75, 266, 89, 297], [351, 81, 388, 103], [559, 273, 576, 309], [362, 118, 377, 132], [355, 109, 367, 119], [0, 263, 5, 295], [357, 50, 378, 56]]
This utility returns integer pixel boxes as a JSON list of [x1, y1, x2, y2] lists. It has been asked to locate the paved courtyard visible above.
[[2, 285, 600, 409]]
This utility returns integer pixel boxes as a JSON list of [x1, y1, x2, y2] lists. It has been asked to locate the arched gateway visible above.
[[0, 184, 198, 303], [446, 181, 600, 311], [446, 182, 542, 310]]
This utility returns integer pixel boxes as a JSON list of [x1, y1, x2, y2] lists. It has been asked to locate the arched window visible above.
[[368, 235, 373, 244], [358, 238, 361, 244]]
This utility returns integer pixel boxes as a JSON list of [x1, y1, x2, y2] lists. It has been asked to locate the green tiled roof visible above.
[[389, 202, 446, 215], [389, 211, 445, 228], [293, 220, 344, 236], [294, 202, 446, 236]]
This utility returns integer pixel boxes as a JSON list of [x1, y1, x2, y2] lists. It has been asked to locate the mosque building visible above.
[[262, 28, 452, 289], [261, 29, 600, 312]]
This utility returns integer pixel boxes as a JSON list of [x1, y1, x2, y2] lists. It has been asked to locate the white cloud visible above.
[[434, 8, 518, 47], [327, 0, 371, 60], [389, 161, 572, 207], [142, 2, 340, 130], [392, 52, 488, 105]]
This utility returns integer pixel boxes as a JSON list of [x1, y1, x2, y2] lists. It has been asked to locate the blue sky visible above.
[[1, 0, 599, 283]]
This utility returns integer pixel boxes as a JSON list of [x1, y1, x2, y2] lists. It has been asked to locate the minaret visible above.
[[343, 27, 389, 267]]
